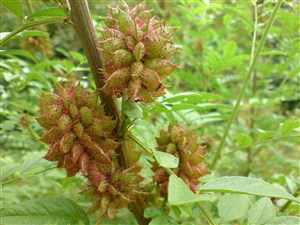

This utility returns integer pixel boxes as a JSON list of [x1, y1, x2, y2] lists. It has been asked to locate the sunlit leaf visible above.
[[154, 151, 179, 169], [248, 198, 276, 225], [199, 176, 299, 202], [217, 194, 250, 222]]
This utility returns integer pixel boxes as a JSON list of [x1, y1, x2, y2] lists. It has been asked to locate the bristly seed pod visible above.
[[37, 81, 118, 185], [58, 114, 72, 131], [154, 125, 208, 195], [133, 42, 145, 61], [80, 106, 93, 126], [99, 2, 177, 102]]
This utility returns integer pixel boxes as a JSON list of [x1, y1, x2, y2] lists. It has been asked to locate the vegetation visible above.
[[0, 0, 299, 225]]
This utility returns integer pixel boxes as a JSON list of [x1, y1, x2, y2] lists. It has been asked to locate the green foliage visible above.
[[168, 175, 201, 205], [247, 198, 276, 225], [217, 194, 251, 222], [200, 176, 298, 202], [0, 197, 89, 225], [0, 0, 23, 17], [153, 151, 179, 169]]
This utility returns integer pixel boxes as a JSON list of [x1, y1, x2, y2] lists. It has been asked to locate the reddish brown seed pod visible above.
[[37, 82, 118, 178], [99, 2, 177, 102], [154, 125, 208, 195]]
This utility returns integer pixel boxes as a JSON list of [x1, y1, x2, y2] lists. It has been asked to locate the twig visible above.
[[245, 0, 259, 176], [280, 186, 300, 212], [210, 0, 284, 169], [1, 166, 56, 186], [199, 205, 218, 225], [0, 17, 64, 46], [25, 0, 34, 16]]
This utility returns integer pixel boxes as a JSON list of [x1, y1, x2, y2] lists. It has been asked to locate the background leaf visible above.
[[0, 196, 90, 225], [270, 216, 300, 225], [0, 0, 23, 17], [200, 176, 298, 202], [30, 7, 66, 18], [247, 198, 276, 225], [217, 194, 250, 222]]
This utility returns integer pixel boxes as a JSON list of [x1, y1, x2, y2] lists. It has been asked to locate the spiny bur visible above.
[[99, 2, 178, 102], [37, 82, 145, 218], [37, 82, 117, 176], [154, 125, 208, 194]]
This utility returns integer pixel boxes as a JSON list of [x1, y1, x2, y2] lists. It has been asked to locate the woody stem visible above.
[[68, 1, 148, 224], [69, 0, 118, 118]]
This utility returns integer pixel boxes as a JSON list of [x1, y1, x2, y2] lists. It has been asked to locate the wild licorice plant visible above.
[[2, 0, 300, 225], [36, 1, 207, 224]]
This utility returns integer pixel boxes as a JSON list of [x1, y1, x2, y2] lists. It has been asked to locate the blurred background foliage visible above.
[[0, 0, 299, 224]]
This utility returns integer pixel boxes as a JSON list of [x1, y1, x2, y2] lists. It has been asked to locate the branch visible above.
[[210, 0, 284, 169], [68, 0, 118, 118], [68, 1, 148, 224], [0, 17, 64, 47], [280, 186, 300, 212]]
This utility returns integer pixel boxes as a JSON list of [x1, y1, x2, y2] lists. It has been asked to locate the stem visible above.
[[198, 205, 218, 225], [210, 0, 283, 169], [280, 186, 300, 212], [0, 17, 64, 47], [68, 1, 147, 224], [245, 0, 259, 176], [68, 0, 118, 118], [1, 166, 56, 186], [25, 0, 34, 16]]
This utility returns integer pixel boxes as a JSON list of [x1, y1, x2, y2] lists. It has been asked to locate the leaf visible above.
[[223, 41, 237, 59], [165, 102, 231, 112], [149, 216, 173, 225], [0, 197, 90, 225], [217, 194, 250, 222], [144, 207, 164, 219], [0, 49, 36, 62], [235, 133, 253, 149], [168, 175, 201, 205], [123, 101, 143, 120], [154, 151, 179, 169], [30, 7, 66, 18], [279, 119, 300, 135], [199, 176, 299, 202], [248, 198, 276, 225], [162, 92, 223, 104], [0, 0, 23, 17], [21, 30, 49, 38], [270, 216, 300, 225]]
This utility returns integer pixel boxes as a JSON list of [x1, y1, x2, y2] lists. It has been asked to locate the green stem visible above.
[[128, 133, 174, 175], [25, 0, 34, 16], [1, 166, 56, 186], [0, 17, 64, 47], [198, 205, 218, 225], [27, 126, 41, 143], [245, 0, 259, 176], [210, 0, 283, 169], [280, 186, 300, 212]]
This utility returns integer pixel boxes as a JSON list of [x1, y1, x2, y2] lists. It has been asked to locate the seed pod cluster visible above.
[[99, 2, 177, 102], [37, 83, 118, 176], [37, 82, 145, 218], [88, 164, 144, 219], [21, 36, 53, 56], [154, 125, 208, 194]]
